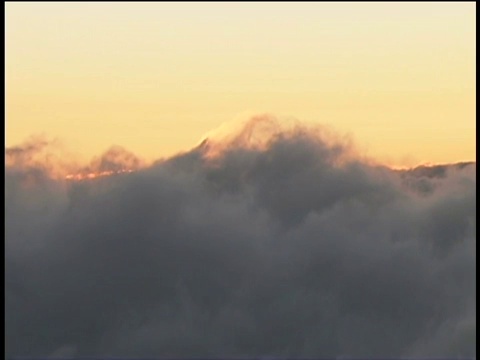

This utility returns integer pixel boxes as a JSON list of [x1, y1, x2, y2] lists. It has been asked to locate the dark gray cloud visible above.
[[5, 116, 476, 357]]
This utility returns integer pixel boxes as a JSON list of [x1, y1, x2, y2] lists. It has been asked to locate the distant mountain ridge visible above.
[[397, 161, 475, 178]]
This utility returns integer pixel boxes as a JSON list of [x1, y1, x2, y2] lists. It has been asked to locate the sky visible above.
[[5, 2, 476, 167]]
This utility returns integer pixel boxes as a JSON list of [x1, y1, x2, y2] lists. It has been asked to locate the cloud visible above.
[[81, 145, 145, 174], [5, 115, 476, 357]]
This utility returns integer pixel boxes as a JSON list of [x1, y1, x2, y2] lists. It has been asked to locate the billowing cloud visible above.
[[5, 115, 476, 357]]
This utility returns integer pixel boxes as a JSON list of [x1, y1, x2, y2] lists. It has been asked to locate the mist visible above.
[[5, 116, 476, 357]]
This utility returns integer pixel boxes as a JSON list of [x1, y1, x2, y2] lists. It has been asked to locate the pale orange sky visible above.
[[5, 2, 476, 167]]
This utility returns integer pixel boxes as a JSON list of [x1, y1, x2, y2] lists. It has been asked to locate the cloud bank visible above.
[[5, 115, 476, 357]]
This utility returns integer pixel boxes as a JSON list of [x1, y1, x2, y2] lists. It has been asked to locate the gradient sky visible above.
[[5, 2, 476, 167]]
